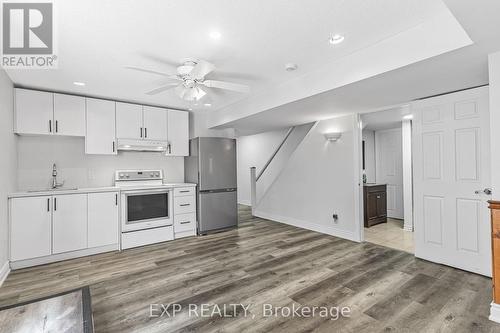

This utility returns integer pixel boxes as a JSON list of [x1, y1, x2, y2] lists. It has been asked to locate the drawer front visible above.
[[174, 187, 196, 197], [174, 213, 196, 232], [174, 196, 196, 214]]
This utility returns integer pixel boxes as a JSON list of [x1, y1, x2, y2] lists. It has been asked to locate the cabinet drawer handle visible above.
[[377, 195, 381, 199], [180, 203, 190, 207], [180, 221, 191, 225], [179, 190, 190, 193]]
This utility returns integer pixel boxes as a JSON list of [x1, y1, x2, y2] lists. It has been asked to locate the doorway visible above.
[[360, 107, 414, 253]]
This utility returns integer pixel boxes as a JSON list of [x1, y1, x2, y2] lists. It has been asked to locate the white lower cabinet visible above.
[[10, 196, 52, 261], [88, 192, 119, 248], [173, 187, 197, 239], [52, 194, 88, 254], [9, 191, 120, 267]]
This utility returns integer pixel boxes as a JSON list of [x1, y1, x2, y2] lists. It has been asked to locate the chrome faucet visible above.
[[51, 163, 64, 189]]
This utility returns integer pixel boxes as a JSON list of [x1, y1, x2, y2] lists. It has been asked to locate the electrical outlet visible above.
[[332, 212, 339, 222]]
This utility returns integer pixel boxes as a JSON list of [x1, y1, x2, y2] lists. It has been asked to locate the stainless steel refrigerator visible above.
[[185, 137, 238, 234]]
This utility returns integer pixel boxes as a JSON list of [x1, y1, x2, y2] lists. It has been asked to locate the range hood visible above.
[[117, 139, 168, 152]]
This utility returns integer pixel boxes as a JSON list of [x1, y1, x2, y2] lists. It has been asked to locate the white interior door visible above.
[[412, 86, 491, 276], [376, 128, 404, 219]]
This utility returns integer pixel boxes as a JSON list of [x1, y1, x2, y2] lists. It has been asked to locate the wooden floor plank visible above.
[[0, 205, 495, 332]]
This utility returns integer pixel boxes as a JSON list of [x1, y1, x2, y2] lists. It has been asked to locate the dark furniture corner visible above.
[[363, 184, 387, 228]]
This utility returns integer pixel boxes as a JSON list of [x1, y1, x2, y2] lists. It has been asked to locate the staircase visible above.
[[249, 122, 314, 214]]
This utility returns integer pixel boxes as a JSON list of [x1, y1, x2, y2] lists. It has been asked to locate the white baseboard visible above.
[[254, 210, 360, 242], [10, 244, 118, 270], [0, 261, 10, 287], [238, 200, 251, 206], [490, 302, 500, 323]]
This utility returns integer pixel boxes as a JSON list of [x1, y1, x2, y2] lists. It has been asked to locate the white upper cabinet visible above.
[[86, 98, 117, 155], [14, 88, 54, 135], [116, 102, 143, 139], [143, 106, 168, 141], [53, 93, 86, 136], [167, 110, 189, 156]]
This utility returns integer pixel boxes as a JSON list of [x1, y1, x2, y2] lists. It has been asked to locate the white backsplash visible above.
[[17, 136, 185, 191]]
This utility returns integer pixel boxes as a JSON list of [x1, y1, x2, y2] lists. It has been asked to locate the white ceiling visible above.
[[216, 0, 500, 135], [6, 0, 461, 113], [361, 107, 410, 131]]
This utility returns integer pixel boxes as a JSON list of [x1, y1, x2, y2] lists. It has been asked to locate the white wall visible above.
[[189, 112, 235, 139], [490, 51, 500, 201], [0, 69, 17, 281], [254, 114, 361, 241], [236, 129, 289, 205], [362, 129, 376, 183], [17, 136, 184, 191]]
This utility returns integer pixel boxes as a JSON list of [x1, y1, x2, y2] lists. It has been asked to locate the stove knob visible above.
[[119, 174, 124, 178], [155, 172, 160, 177], [125, 174, 130, 178]]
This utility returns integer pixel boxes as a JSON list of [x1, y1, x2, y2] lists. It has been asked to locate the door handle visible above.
[[49, 120, 52, 133], [54, 197, 57, 211], [47, 198, 50, 212], [144, 128, 147, 138], [55, 120, 58, 133], [475, 188, 492, 195], [140, 127, 143, 138]]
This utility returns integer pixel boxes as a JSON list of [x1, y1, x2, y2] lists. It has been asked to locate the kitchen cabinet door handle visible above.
[[180, 203, 190, 207], [140, 127, 143, 138], [47, 198, 50, 212], [49, 120, 52, 133], [54, 197, 57, 211], [376, 195, 381, 199], [55, 120, 58, 133], [112, 141, 115, 152], [180, 221, 191, 225], [115, 194, 118, 206], [144, 128, 147, 138]]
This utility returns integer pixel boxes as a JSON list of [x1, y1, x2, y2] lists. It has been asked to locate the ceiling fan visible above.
[[125, 59, 250, 102]]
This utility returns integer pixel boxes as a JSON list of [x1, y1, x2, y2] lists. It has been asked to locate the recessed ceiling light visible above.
[[403, 114, 414, 120], [209, 31, 221, 40], [204, 103, 212, 107], [329, 34, 345, 45], [73, 81, 85, 86], [285, 63, 298, 71]]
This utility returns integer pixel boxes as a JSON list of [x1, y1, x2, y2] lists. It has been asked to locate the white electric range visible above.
[[115, 169, 174, 249]]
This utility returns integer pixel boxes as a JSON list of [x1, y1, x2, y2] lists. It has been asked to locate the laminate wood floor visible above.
[[0, 205, 496, 332]]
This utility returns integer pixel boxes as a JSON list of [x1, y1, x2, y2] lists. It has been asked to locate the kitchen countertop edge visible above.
[[8, 183, 197, 198]]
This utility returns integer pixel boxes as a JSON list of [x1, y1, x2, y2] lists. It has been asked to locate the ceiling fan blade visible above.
[[124, 66, 180, 80], [189, 60, 215, 80], [145, 83, 179, 95], [202, 80, 250, 93]]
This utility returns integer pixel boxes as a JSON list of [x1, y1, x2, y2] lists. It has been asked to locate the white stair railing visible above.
[[250, 126, 295, 215]]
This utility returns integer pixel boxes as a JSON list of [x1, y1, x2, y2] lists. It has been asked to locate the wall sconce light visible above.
[[324, 132, 342, 142]]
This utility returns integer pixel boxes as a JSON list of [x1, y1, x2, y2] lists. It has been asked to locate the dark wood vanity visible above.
[[363, 184, 387, 228]]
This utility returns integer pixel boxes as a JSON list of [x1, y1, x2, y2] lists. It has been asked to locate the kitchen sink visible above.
[[27, 187, 78, 193]]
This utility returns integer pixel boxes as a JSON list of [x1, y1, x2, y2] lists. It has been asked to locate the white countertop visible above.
[[8, 183, 197, 198]]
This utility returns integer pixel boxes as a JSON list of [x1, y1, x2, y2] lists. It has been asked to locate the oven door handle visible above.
[[123, 189, 172, 195]]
